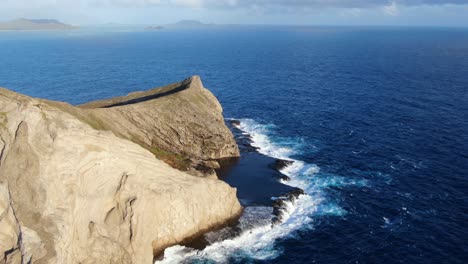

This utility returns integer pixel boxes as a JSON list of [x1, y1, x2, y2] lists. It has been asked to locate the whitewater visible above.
[[157, 118, 365, 263]]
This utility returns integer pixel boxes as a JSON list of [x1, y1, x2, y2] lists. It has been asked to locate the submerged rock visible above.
[[0, 77, 242, 263], [228, 119, 241, 126], [274, 173, 291, 182], [271, 159, 294, 171], [272, 187, 305, 225]]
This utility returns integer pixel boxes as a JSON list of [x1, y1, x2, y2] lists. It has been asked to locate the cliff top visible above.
[[0, 75, 238, 174], [79, 75, 203, 109]]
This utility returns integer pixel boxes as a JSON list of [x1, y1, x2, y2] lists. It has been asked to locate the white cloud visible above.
[[383, 1, 399, 16], [1, 0, 467, 10], [170, 0, 203, 8]]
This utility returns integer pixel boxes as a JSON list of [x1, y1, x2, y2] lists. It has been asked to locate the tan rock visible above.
[[77, 75, 240, 173], [0, 77, 242, 263], [0, 183, 45, 264]]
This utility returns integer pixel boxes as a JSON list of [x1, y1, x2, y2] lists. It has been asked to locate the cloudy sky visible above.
[[0, 0, 467, 26]]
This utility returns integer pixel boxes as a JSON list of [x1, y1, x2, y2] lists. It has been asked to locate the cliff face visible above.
[[61, 76, 239, 177], [0, 77, 242, 263]]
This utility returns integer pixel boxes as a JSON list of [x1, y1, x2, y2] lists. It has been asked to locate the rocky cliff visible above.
[[0, 77, 242, 263], [77, 76, 240, 177]]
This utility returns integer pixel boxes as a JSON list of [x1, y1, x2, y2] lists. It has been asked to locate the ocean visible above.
[[0, 26, 467, 263]]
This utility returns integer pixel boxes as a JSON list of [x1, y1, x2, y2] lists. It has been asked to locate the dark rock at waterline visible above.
[[222, 118, 304, 226], [179, 215, 242, 251], [272, 187, 305, 225], [274, 173, 291, 182], [237, 137, 259, 152], [182, 206, 274, 253], [272, 214, 282, 225], [271, 187, 305, 208], [226, 120, 259, 153], [271, 159, 294, 171], [229, 119, 241, 126]]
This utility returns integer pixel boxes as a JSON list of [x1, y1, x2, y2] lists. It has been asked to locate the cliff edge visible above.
[[77, 76, 240, 177], [0, 77, 242, 263]]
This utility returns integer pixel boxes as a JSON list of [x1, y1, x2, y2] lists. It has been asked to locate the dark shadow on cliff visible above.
[[77, 77, 196, 109], [102, 82, 191, 108]]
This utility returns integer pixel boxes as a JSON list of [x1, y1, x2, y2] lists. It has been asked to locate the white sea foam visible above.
[[158, 194, 321, 263], [236, 119, 297, 159], [157, 118, 354, 263]]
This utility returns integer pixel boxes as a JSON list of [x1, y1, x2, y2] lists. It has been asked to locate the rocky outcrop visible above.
[[56, 76, 239, 177], [0, 77, 242, 263]]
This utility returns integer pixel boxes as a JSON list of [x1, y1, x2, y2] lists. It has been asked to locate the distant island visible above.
[[173, 20, 206, 27], [145, 25, 164, 30], [169, 20, 215, 28], [0, 18, 76, 30], [144, 20, 215, 31]]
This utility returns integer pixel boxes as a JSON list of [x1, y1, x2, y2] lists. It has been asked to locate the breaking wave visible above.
[[157, 118, 365, 263]]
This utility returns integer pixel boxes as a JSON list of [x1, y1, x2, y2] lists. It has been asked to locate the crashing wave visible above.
[[157, 118, 359, 263]]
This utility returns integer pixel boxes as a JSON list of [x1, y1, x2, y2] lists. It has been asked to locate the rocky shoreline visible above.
[[161, 119, 306, 257], [224, 119, 304, 223], [0, 76, 242, 263]]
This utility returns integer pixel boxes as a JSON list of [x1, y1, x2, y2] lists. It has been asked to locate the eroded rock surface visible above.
[[0, 77, 242, 263], [78, 76, 240, 175]]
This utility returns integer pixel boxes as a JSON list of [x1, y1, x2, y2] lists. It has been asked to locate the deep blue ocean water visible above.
[[1, 26, 467, 263]]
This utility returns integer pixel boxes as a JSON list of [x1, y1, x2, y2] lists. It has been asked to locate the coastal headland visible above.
[[0, 76, 241, 263]]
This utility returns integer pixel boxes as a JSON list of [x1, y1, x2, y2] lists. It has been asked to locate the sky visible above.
[[0, 0, 468, 27]]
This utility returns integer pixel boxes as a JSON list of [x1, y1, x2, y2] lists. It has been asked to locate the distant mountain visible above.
[[165, 20, 215, 29], [0, 18, 77, 30], [175, 20, 205, 26]]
